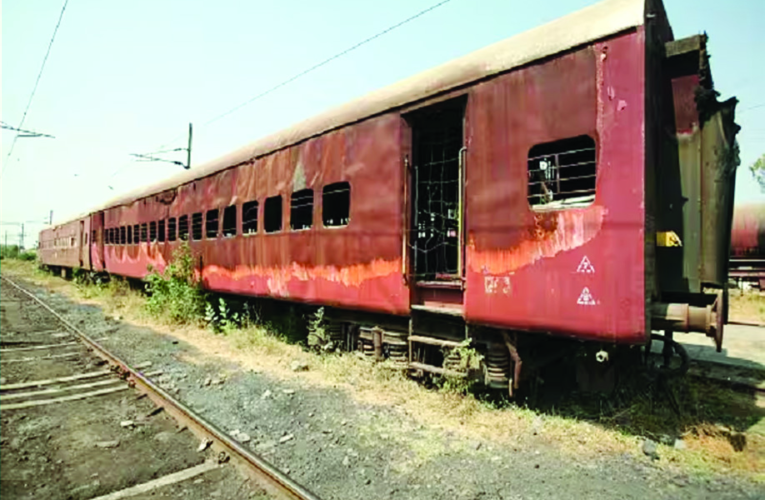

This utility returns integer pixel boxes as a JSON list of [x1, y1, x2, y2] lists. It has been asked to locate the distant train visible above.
[[730, 202, 765, 289], [39, 0, 739, 392]]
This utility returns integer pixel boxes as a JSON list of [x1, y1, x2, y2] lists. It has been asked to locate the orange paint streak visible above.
[[203, 258, 401, 295], [468, 206, 605, 274]]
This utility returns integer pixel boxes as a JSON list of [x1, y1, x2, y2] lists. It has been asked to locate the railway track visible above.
[[0, 274, 320, 500]]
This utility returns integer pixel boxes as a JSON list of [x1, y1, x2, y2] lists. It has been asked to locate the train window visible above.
[[141, 223, 148, 242], [527, 135, 596, 209], [192, 212, 203, 240], [150, 221, 157, 242], [92, 230, 96, 243], [71, 237, 75, 247], [206, 209, 219, 239], [264, 196, 282, 233], [169, 218, 178, 241], [158, 220, 166, 242], [120, 226, 126, 245], [133, 224, 139, 244], [322, 182, 351, 227], [222, 205, 237, 237], [127, 225, 133, 244], [242, 201, 258, 235], [290, 189, 313, 231], [179, 215, 189, 241]]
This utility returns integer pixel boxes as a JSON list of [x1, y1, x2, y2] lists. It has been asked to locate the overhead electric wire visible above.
[[203, 0, 454, 127], [105, 0, 455, 183], [2, 0, 70, 176]]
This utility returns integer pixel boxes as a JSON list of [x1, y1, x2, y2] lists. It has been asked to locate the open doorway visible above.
[[408, 97, 465, 283]]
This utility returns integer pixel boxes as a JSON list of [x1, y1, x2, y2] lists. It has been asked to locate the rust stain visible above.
[[202, 257, 401, 295], [469, 206, 605, 274]]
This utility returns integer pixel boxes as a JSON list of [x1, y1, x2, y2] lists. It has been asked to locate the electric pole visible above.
[[20, 223, 25, 250], [129, 123, 193, 170]]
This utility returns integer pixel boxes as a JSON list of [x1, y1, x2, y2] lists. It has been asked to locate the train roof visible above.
[[95, 0, 649, 213]]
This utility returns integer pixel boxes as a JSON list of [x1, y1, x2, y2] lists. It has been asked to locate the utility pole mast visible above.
[[20, 223, 25, 250], [186, 122, 193, 170], [129, 123, 193, 170], [49, 210, 53, 225]]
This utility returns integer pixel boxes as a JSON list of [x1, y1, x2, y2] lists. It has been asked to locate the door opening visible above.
[[408, 98, 465, 283]]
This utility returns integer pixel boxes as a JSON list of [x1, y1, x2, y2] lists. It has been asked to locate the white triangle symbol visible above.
[[577, 287, 597, 305], [576, 256, 595, 274]]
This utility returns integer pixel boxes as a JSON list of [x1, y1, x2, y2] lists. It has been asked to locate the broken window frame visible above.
[[222, 205, 237, 238], [264, 196, 282, 234], [322, 182, 351, 228], [242, 200, 259, 235], [290, 189, 314, 231], [527, 135, 597, 210]]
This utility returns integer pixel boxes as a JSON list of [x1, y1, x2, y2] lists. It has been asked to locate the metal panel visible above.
[[464, 32, 647, 343]]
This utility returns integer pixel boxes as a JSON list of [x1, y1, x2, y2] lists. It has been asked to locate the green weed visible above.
[[144, 242, 206, 324]]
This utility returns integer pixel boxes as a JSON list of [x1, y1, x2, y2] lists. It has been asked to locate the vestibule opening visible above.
[[408, 97, 465, 283]]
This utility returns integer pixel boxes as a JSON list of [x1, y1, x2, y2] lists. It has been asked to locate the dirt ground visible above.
[[728, 289, 765, 324], [0, 283, 268, 500], [2, 264, 763, 500]]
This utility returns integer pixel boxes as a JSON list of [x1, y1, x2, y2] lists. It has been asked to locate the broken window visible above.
[[222, 205, 237, 237], [290, 189, 313, 231], [264, 196, 282, 233], [168, 218, 177, 241], [158, 220, 166, 242], [179, 216, 189, 241], [133, 225, 139, 244], [150, 221, 157, 242], [140, 223, 148, 242], [120, 226, 126, 245], [322, 182, 350, 227], [527, 135, 596, 208], [192, 212, 203, 240], [206, 209, 219, 239], [242, 200, 258, 235], [127, 225, 133, 244]]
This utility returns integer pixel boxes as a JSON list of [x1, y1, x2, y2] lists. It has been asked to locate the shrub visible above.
[[144, 242, 206, 324]]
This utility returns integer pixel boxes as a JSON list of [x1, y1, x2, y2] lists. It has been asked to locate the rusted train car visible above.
[[39, 0, 739, 390], [730, 202, 765, 289]]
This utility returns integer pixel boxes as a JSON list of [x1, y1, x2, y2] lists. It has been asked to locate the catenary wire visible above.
[[104, 0, 454, 182], [2, 0, 70, 176]]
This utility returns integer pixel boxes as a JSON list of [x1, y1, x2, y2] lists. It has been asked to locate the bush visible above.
[[144, 242, 206, 324]]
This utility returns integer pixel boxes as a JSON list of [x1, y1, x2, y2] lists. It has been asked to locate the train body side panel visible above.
[[464, 31, 647, 343]]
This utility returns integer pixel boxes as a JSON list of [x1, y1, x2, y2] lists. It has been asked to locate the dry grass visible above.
[[729, 289, 765, 324], [2, 260, 763, 482]]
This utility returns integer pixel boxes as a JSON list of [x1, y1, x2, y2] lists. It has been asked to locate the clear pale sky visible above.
[[2, 0, 763, 247]]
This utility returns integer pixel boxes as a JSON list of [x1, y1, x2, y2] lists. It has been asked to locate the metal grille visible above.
[[527, 135, 596, 208], [411, 105, 463, 281]]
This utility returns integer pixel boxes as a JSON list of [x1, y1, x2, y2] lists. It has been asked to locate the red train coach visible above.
[[40, 0, 739, 391], [729, 202, 765, 289]]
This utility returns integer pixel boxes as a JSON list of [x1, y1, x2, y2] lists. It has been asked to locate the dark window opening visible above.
[[191, 212, 203, 240], [106, 229, 110, 245], [290, 189, 313, 231], [322, 182, 351, 227], [206, 209, 219, 239], [92, 230, 96, 243], [222, 205, 237, 237], [133, 225, 139, 244], [120, 226, 126, 245], [150, 221, 157, 242], [408, 98, 464, 281], [127, 225, 133, 244], [242, 201, 258, 235], [527, 135, 596, 208], [140, 223, 147, 242], [158, 220, 166, 242], [179, 216, 189, 241], [264, 196, 282, 233], [168, 218, 177, 241]]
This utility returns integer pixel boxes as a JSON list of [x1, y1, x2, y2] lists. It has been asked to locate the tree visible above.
[[750, 153, 765, 193]]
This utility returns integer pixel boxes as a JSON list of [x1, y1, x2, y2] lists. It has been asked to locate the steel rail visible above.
[[0, 274, 320, 500]]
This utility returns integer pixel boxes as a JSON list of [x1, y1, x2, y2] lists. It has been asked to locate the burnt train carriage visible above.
[[39, 0, 739, 390]]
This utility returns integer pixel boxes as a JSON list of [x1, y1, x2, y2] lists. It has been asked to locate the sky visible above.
[[2, 0, 763, 247]]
